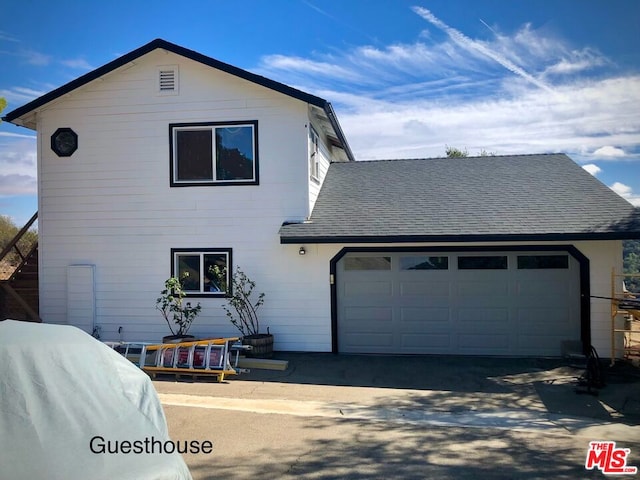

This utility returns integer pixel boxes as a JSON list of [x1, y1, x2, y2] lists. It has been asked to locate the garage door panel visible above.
[[399, 280, 450, 297], [458, 333, 510, 350], [344, 280, 392, 297], [400, 333, 451, 349], [518, 279, 570, 297], [458, 308, 509, 323], [400, 307, 450, 323], [458, 280, 509, 297], [342, 333, 394, 349], [518, 309, 575, 334], [343, 306, 392, 323], [516, 335, 570, 356]]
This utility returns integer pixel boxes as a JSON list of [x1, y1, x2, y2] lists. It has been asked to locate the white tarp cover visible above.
[[0, 320, 192, 480]]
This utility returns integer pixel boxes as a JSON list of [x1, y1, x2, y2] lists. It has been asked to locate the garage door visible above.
[[336, 250, 581, 356]]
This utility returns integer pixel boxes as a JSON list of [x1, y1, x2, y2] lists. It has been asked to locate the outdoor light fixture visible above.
[[299, 246, 306, 255]]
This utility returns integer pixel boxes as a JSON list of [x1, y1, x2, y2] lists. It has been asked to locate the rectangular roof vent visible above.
[[157, 65, 179, 95]]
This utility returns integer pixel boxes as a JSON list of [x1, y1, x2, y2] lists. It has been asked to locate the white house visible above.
[[5, 39, 640, 358]]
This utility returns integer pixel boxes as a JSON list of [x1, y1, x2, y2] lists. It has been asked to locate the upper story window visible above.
[[309, 127, 320, 182], [169, 121, 259, 186]]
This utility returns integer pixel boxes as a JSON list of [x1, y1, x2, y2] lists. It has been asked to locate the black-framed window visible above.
[[171, 248, 232, 296], [458, 256, 508, 270], [517, 255, 569, 269], [400, 256, 449, 270], [309, 126, 320, 181], [344, 256, 392, 271], [169, 121, 258, 186]]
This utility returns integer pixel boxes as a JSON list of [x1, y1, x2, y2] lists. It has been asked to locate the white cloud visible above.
[[22, 49, 51, 66], [334, 74, 640, 160], [61, 58, 93, 70], [0, 132, 37, 139], [253, 9, 640, 163], [0, 31, 18, 42], [593, 146, 626, 157], [0, 174, 37, 195], [261, 55, 361, 83], [582, 164, 601, 176], [0, 86, 47, 105], [0, 138, 37, 179], [610, 182, 640, 206]]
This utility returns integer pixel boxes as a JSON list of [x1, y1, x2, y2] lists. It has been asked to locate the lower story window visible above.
[[171, 248, 231, 296]]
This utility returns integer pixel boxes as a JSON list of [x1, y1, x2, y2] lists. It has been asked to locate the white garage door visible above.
[[337, 250, 581, 356]]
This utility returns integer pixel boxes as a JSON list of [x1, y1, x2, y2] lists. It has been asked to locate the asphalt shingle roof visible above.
[[279, 153, 640, 243]]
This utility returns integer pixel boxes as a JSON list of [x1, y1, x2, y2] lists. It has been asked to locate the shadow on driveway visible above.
[[238, 353, 640, 424]]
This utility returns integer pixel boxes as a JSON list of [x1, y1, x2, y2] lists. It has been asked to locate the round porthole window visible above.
[[51, 128, 78, 157]]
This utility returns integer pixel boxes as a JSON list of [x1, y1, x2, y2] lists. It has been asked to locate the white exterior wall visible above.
[[36, 50, 331, 350], [288, 240, 623, 355]]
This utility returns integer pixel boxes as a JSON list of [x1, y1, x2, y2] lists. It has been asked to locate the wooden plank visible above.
[[237, 357, 289, 371]]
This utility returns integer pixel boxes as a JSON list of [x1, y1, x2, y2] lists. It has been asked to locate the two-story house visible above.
[[5, 39, 640, 358]]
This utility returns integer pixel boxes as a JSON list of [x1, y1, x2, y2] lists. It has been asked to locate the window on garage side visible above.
[[170, 121, 258, 186], [400, 256, 449, 270], [171, 248, 232, 296], [458, 256, 508, 270], [344, 256, 392, 270], [517, 255, 569, 269]]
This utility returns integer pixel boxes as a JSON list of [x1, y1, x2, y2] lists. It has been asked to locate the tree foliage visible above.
[[445, 145, 495, 158], [624, 240, 640, 292], [212, 266, 265, 337], [445, 145, 468, 158], [155, 276, 202, 336], [0, 215, 38, 266]]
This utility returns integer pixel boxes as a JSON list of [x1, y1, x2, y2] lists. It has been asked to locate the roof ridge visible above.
[[341, 153, 567, 164]]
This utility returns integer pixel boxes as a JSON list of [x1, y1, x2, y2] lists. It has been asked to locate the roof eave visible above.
[[280, 232, 640, 244]]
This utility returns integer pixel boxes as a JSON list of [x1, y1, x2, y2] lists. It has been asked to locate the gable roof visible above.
[[3, 38, 354, 161], [279, 153, 640, 243]]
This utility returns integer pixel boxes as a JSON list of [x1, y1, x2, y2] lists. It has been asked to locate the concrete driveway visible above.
[[155, 354, 640, 479]]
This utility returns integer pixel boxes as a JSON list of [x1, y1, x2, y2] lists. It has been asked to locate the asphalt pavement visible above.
[[155, 354, 640, 479]]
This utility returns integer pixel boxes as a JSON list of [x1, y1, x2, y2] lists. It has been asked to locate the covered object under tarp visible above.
[[0, 320, 192, 480]]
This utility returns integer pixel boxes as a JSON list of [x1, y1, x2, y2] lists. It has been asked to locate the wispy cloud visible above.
[[0, 86, 47, 105], [61, 58, 93, 70], [254, 8, 639, 166], [0, 132, 37, 139], [0, 31, 19, 42], [21, 49, 52, 66], [411, 6, 555, 94]]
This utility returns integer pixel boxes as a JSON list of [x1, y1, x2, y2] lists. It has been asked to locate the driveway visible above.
[[155, 354, 640, 479]]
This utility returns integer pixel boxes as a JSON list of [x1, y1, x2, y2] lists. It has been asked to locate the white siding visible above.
[[66, 264, 96, 334], [37, 50, 319, 349]]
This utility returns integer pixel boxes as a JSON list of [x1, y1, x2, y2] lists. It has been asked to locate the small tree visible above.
[[212, 266, 265, 337], [155, 276, 202, 336], [445, 145, 468, 158]]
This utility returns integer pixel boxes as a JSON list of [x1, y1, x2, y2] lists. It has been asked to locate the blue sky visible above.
[[1, 0, 639, 225]]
